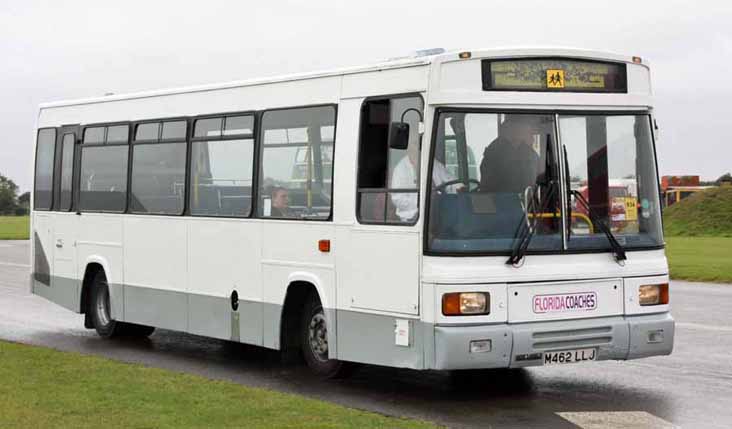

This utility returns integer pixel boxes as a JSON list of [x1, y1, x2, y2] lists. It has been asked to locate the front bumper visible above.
[[432, 312, 674, 370]]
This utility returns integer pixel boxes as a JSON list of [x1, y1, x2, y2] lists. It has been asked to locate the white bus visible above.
[[31, 48, 673, 377]]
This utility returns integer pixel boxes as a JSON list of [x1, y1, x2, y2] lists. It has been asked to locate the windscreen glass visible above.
[[427, 112, 562, 253], [560, 114, 662, 249], [426, 111, 662, 255]]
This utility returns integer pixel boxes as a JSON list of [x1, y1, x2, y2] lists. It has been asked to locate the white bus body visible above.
[[30, 48, 673, 375]]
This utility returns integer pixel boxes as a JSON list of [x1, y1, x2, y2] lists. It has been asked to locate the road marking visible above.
[[557, 411, 678, 429], [0, 261, 31, 268], [677, 322, 732, 333]]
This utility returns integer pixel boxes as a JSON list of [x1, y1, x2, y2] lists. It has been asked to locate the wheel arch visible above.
[[79, 256, 115, 328], [279, 274, 337, 359]]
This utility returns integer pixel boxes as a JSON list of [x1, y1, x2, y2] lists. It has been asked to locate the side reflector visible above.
[[458, 51, 472, 59], [318, 239, 330, 253], [632, 56, 643, 64]]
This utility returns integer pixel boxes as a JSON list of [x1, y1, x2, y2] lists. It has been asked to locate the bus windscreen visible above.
[[482, 59, 627, 93]]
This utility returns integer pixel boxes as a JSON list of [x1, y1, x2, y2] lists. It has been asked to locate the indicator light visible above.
[[442, 292, 490, 315], [639, 283, 669, 306]]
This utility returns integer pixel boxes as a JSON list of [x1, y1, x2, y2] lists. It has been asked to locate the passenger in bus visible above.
[[391, 142, 457, 222], [479, 117, 542, 194], [270, 186, 292, 218]]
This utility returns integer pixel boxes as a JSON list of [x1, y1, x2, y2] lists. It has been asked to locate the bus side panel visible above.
[[31, 212, 71, 308], [260, 222, 336, 350], [50, 212, 80, 311], [187, 219, 263, 345], [123, 216, 187, 332], [76, 214, 125, 319]]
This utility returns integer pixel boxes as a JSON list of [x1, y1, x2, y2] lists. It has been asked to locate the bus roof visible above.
[[38, 47, 646, 110]]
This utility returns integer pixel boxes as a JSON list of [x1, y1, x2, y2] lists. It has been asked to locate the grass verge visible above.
[[663, 187, 732, 237], [665, 236, 732, 283], [0, 216, 29, 240], [0, 341, 436, 429]]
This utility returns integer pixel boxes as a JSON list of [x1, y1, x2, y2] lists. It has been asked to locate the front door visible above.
[[345, 95, 425, 315]]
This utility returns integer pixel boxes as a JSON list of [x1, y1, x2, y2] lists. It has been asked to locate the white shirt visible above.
[[390, 157, 455, 222]]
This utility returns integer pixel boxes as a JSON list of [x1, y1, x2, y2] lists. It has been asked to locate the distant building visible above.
[[661, 175, 714, 206]]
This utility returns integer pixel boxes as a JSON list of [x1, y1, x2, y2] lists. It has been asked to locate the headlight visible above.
[[639, 283, 669, 306], [442, 292, 490, 316]]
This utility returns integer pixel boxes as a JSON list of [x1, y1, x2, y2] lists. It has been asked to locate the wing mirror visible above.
[[389, 122, 410, 150], [389, 107, 424, 150]]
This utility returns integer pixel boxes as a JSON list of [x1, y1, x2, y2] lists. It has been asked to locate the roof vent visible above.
[[414, 48, 446, 57]]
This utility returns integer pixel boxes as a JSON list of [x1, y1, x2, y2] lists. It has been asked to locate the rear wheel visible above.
[[90, 271, 117, 337], [300, 293, 351, 378], [89, 270, 154, 338]]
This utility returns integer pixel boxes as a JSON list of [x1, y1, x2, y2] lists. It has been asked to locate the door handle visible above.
[[55, 239, 64, 248]]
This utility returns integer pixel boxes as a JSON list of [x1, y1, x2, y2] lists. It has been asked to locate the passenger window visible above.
[[83, 127, 105, 144], [130, 120, 187, 215], [357, 96, 424, 224], [135, 123, 159, 141], [58, 133, 75, 211], [190, 115, 254, 217], [80, 124, 129, 213], [162, 121, 187, 140], [106, 125, 129, 143], [79, 124, 129, 212], [194, 118, 222, 138], [224, 116, 253, 135], [258, 106, 336, 220], [33, 128, 57, 210]]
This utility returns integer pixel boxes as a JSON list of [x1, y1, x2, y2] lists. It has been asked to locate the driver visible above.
[[479, 116, 542, 193], [391, 139, 457, 222]]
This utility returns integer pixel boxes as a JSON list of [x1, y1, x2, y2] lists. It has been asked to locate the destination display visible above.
[[482, 59, 627, 93]]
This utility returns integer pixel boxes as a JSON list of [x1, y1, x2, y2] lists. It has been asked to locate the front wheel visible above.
[[300, 294, 352, 378]]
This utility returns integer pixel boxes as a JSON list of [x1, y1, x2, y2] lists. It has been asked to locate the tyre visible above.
[[89, 270, 155, 338], [300, 293, 351, 378], [89, 270, 119, 338]]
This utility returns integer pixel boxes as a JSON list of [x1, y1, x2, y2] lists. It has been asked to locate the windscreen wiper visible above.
[[571, 190, 627, 263], [506, 182, 557, 266], [562, 146, 572, 241], [507, 133, 558, 266]]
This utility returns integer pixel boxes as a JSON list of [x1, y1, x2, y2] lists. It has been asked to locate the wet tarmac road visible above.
[[1, 239, 731, 428]]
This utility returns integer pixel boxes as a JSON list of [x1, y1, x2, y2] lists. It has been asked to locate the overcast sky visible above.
[[1, 0, 730, 192]]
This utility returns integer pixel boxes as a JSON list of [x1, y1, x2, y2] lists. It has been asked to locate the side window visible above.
[[33, 128, 57, 210], [258, 106, 336, 220], [58, 133, 75, 211], [130, 121, 187, 215], [79, 125, 129, 212], [190, 115, 255, 217], [357, 96, 424, 224]]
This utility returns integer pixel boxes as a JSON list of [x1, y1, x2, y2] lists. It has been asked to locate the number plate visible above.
[[543, 348, 597, 365]]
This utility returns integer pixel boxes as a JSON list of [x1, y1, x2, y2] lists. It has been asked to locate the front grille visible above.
[[532, 325, 612, 350]]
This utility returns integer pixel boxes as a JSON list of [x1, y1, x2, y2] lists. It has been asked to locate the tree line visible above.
[[700, 173, 732, 186], [0, 173, 29, 216]]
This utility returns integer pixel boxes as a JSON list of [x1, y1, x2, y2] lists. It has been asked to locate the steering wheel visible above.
[[434, 178, 481, 193]]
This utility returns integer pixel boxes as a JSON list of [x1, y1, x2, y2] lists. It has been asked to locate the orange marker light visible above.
[[639, 283, 669, 305], [318, 239, 331, 253], [632, 56, 643, 64], [442, 293, 462, 315], [458, 51, 472, 59]]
